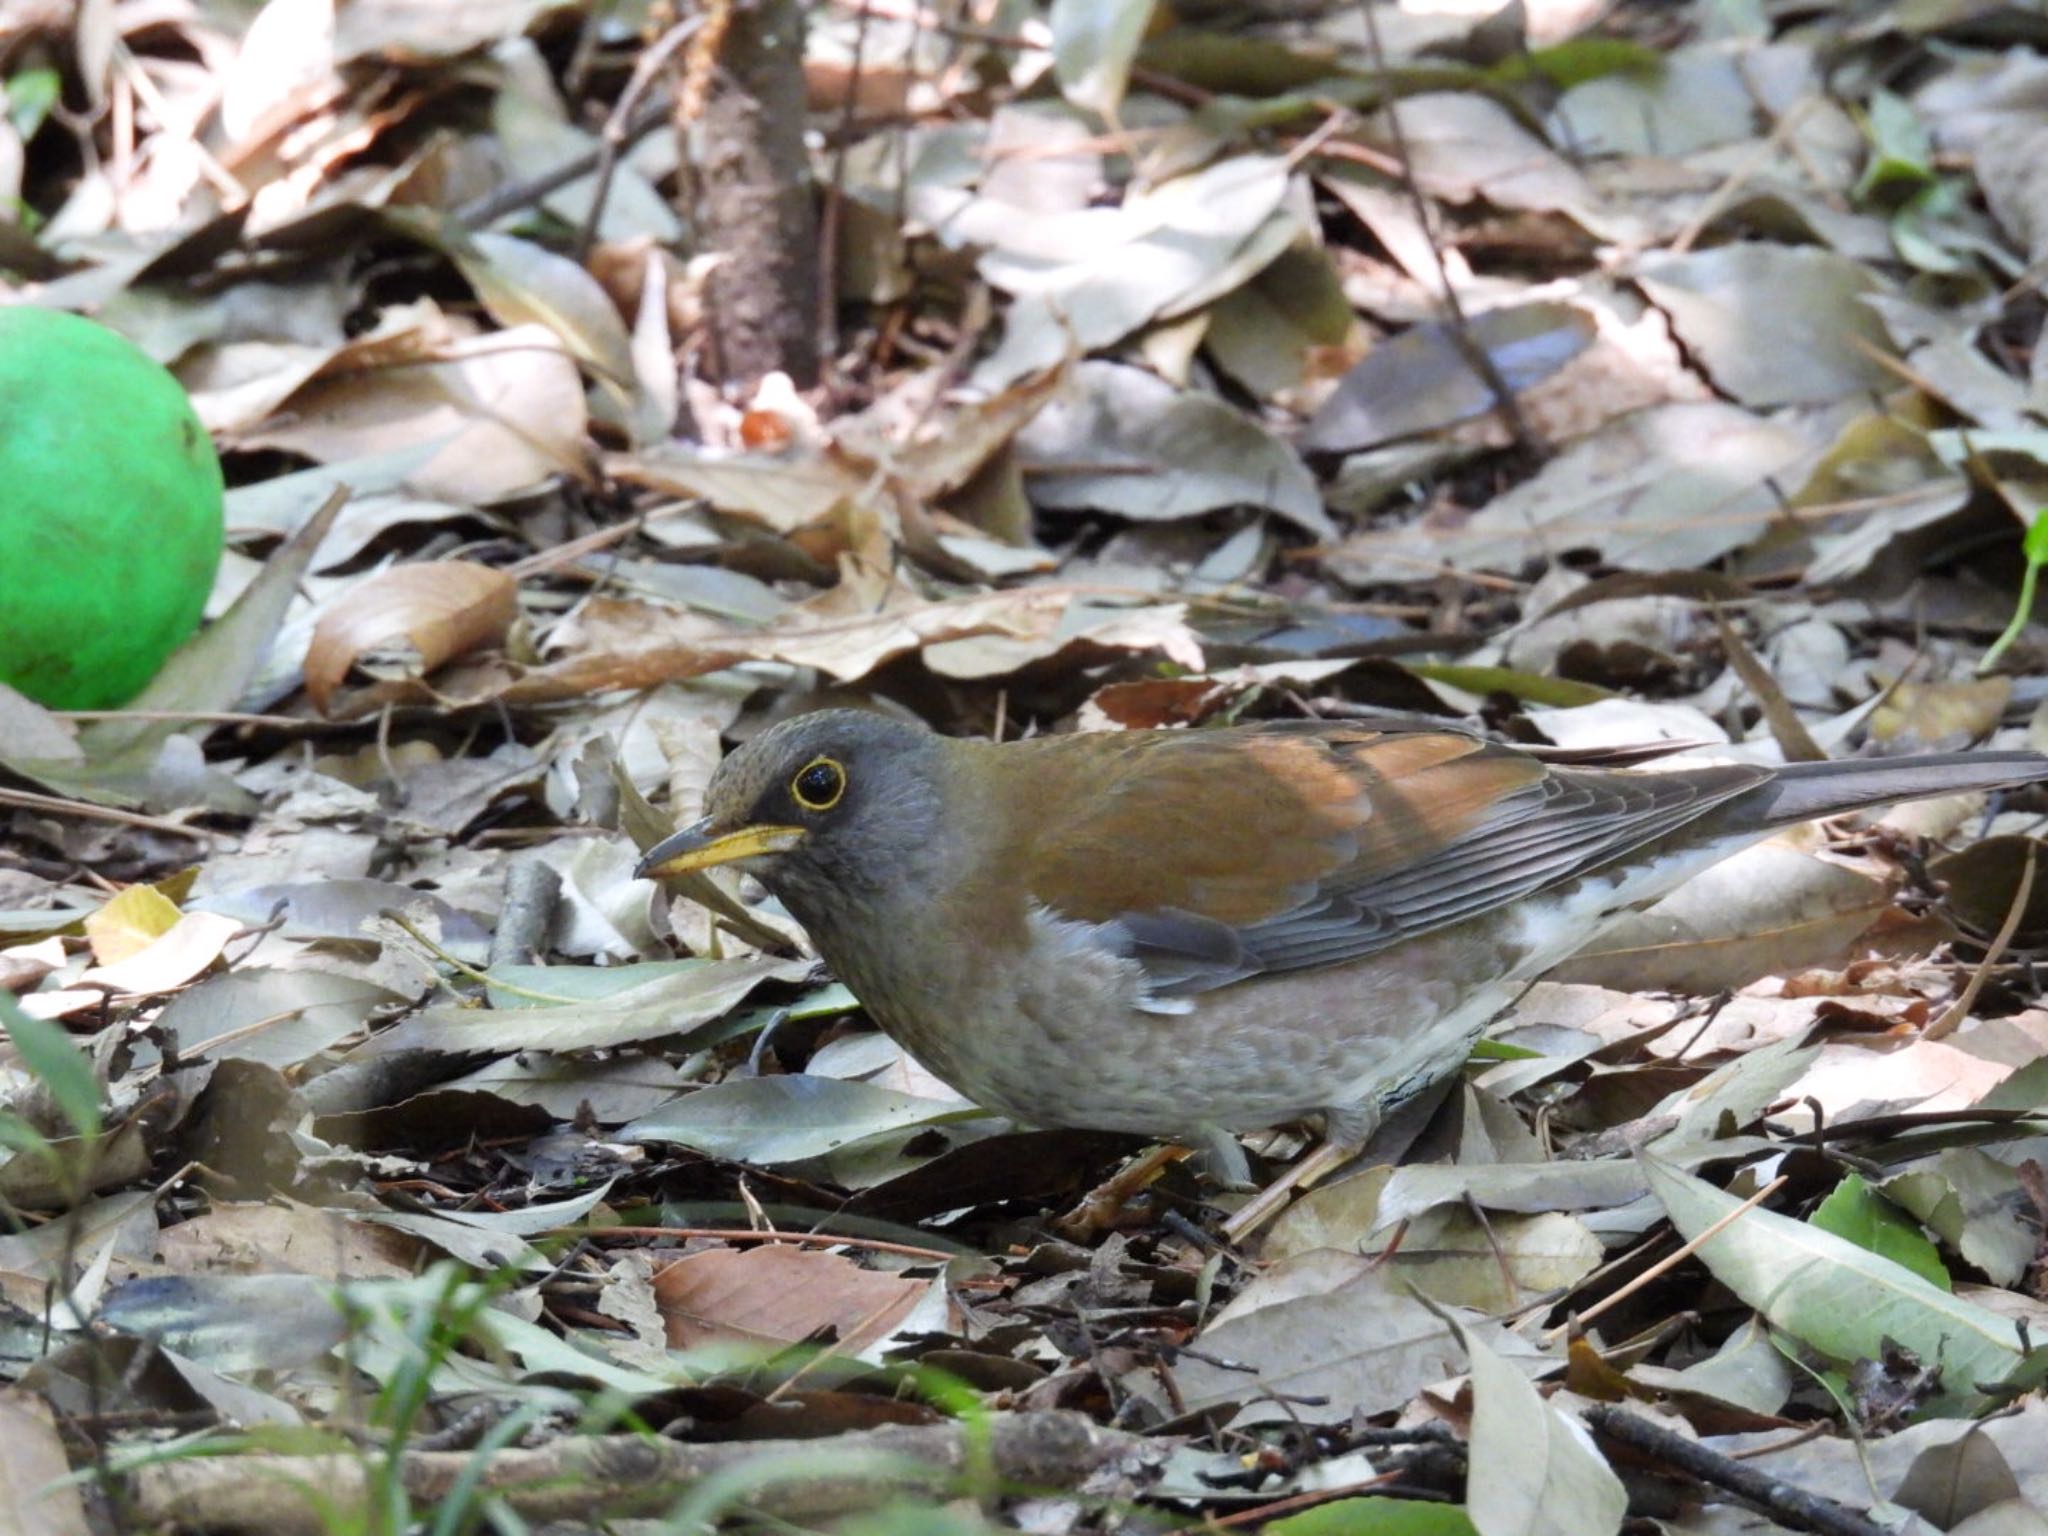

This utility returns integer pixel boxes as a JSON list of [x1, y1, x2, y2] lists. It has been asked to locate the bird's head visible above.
[[632, 709, 954, 907]]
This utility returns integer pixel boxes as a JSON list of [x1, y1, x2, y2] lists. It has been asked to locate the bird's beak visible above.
[[634, 816, 806, 879]]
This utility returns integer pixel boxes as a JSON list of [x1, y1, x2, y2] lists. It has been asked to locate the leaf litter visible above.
[[5, 0, 2048, 1531]]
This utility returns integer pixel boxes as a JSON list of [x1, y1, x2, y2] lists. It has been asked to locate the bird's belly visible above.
[[850, 907, 1537, 1139]]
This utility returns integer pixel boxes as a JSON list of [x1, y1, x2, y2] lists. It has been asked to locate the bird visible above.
[[634, 709, 2048, 1233]]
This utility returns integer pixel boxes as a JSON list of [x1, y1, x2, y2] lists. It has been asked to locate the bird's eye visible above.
[[791, 756, 846, 812]]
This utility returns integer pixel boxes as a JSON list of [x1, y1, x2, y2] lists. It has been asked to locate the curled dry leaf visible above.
[[1465, 1324, 1626, 1536], [305, 560, 519, 715], [530, 584, 1203, 700]]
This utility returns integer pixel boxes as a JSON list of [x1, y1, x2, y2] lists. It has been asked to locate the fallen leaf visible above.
[[84, 883, 182, 966], [305, 560, 519, 714], [0, 1388, 90, 1536], [653, 1245, 932, 1356], [1464, 1326, 1625, 1536], [1642, 1154, 2030, 1411], [79, 911, 242, 996]]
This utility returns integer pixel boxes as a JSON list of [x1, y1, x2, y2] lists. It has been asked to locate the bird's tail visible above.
[[1738, 751, 2048, 830]]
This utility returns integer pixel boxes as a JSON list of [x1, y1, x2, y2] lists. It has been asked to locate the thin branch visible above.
[[455, 92, 675, 230], [127, 1413, 1143, 1535], [0, 788, 220, 843], [585, 1225, 963, 1264], [1585, 1406, 1893, 1536], [1925, 839, 2037, 1040], [1348, 0, 1538, 455], [574, 16, 703, 260], [1546, 1176, 1788, 1343]]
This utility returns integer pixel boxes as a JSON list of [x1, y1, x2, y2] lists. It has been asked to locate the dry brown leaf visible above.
[[834, 364, 1067, 504], [0, 939, 63, 996], [243, 319, 591, 503], [604, 368, 1065, 574], [1785, 1039, 2014, 1121], [652, 1245, 931, 1355], [332, 581, 1203, 719], [1551, 840, 1898, 995], [154, 1201, 420, 1281], [0, 1387, 90, 1536], [1870, 676, 2014, 751], [1641, 992, 1924, 1062], [605, 446, 856, 537], [15, 991, 106, 1023], [305, 561, 519, 715]]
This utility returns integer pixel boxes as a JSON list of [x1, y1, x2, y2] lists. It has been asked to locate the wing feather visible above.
[[979, 718, 1770, 997]]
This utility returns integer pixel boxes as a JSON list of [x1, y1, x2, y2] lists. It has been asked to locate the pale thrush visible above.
[[637, 711, 2048, 1217]]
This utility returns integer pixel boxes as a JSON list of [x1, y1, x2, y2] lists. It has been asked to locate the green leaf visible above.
[[0, 1111, 53, 1155], [1979, 506, 2048, 674], [1266, 1497, 1481, 1534], [1978, 1055, 2048, 1112], [2025, 506, 2048, 564], [1642, 1155, 2027, 1411], [1467, 1037, 1545, 1061], [1809, 1173, 1949, 1291], [1404, 663, 1613, 708], [1856, 90, 1936, 206], [1500, 37, 1662, 90], [6, 68, 60, 138], [1, 993, 102, 1139]]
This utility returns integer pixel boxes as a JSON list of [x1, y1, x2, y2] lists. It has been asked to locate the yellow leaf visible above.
[[85, 885, 182, 966]]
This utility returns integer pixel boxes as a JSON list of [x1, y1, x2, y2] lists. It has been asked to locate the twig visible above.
[[1283, 104, 1359, 172], [455, 93, 675, 229], [1924, 840, 2037, 1040], [575, 16, 703, 260], [1711, 604, 1826, 762], [1214, 1473, 1406, 1528], [54, 709, 314, 726], [1545, 1176, 1787, 1343], [127, 1413, 1143, 1535], [0, 788, 219, 843], [1782, 1106, 2048, 1147], [1348, 0, 1537, 455], [1670, 97, 1822, 255], [1730, 1421, 1831, 1460], [488, 861, 562, 968], [585, 1224, 961, 1264], [380, 909, 581, 1003], [1584, 1406, 1892, 1536]]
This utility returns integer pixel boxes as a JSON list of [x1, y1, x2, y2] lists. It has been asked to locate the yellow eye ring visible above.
[[791, 756, 846, 811]]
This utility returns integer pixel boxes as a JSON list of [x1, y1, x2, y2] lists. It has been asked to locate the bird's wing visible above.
[[995, 722, 1769, 996]]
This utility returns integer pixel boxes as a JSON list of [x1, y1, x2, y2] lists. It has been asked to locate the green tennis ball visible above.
[[0, 307, 225, 710]]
